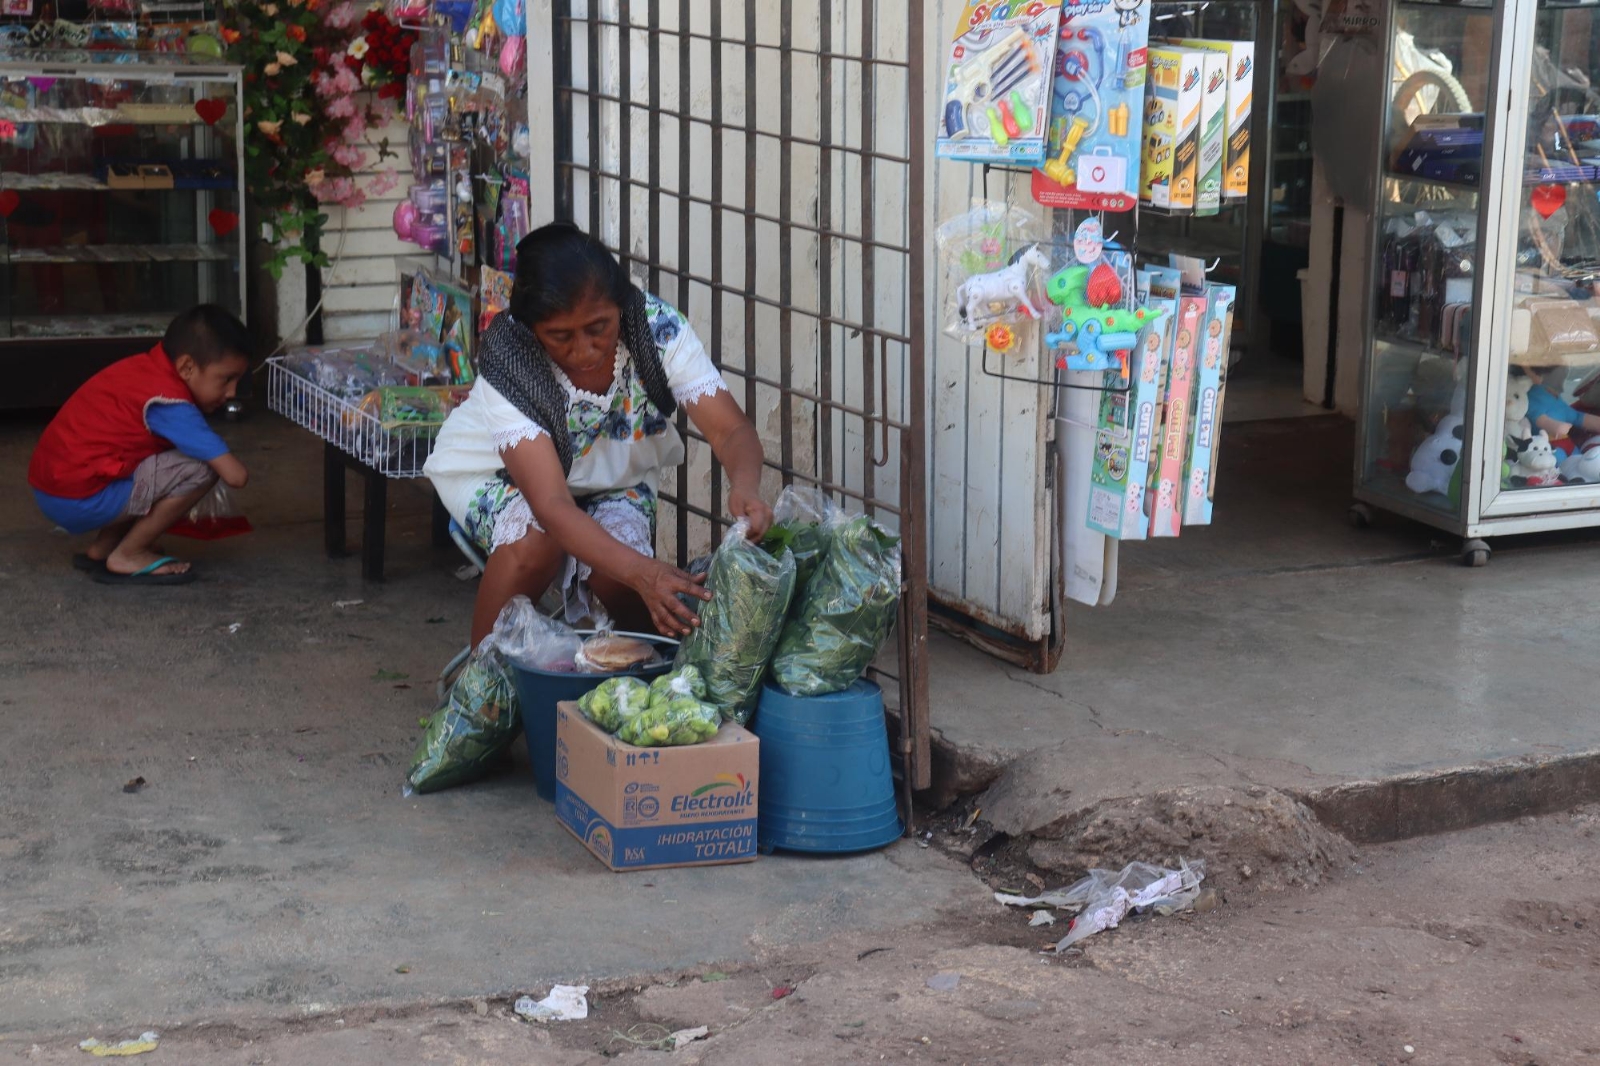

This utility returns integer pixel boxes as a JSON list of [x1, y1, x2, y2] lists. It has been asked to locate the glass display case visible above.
[[0, 55, 243, 407], [1355, 0, 1600, 562]]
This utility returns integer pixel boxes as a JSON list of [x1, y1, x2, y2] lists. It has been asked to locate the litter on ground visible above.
[[78, 1032, 159, 1057], [514, 984, 589, 1022]]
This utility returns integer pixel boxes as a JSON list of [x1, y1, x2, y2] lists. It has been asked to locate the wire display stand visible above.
[[266, 356, 440, 479]]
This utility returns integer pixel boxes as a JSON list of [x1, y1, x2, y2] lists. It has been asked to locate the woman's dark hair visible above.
[[510, 222, 632, 325]]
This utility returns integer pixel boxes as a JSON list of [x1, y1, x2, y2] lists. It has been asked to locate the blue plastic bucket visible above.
[[509, 631, 674, 801], [751, 680, 903, 853]]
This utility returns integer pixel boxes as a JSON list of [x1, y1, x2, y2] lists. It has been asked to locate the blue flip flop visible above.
[[91, 555, 197, 586]]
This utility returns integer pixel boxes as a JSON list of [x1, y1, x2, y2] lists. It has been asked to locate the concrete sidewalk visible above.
[[0, 413, 981, 1040], [919, 415, 1600, 843]]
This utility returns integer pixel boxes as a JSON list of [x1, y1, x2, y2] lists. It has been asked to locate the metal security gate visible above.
[[533, 0, 930, 792]]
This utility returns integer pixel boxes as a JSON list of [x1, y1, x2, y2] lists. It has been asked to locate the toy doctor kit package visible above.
[[1167, 37, 1254, 201], [936, 1, 1065, 164], [1183, 281, 1236, 525], [1031, 0, 1153, 211], [1140, 46, 1204, 214]]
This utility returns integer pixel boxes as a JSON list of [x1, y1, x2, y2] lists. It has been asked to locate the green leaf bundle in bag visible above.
[[762, 486, 838, 592], [674, 519, 797, 724], [577, 676, 652, 733], [616, 695, 721, 747], [405, 644, 520, 794], [769, 514, 902, 697]]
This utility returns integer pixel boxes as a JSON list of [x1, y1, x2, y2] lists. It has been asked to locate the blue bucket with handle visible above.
[[509, 631, 674, 801], [751, 679, 903, 853]]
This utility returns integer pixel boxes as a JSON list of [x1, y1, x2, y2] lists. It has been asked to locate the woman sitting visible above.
[[425, 223, 773, 646]]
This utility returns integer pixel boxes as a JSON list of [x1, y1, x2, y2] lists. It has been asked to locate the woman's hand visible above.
[[729, 487, 774, 540], [629, 557, 711, 637]]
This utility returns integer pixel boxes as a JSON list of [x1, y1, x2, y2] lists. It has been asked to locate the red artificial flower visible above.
[[287, 23, 306, 41], [221, 26, 241, 44], [378, 80, 404, 99], [312, 45, 329, 65]]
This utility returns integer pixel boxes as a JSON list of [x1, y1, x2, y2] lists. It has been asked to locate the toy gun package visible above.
[[936, 1, 1065, 165]]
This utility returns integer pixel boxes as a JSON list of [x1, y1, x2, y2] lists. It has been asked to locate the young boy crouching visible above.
[[27, 305, 252, 585]]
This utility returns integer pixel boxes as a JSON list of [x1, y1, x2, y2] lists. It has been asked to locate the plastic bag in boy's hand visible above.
[[674, 520, 797, 724], [169, 483, 253, 540], [616, 695, 720, 747], [769, 514, 902, 698], [405, 645, 521, 794], [577, 676, 651, 733]]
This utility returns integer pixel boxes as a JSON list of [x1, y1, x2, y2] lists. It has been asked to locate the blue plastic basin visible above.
[[751, 680, 903, 853], [509, 633, 673, 801]]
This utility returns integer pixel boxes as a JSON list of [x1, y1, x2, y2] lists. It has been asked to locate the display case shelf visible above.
[[7, 243, 234, 263]]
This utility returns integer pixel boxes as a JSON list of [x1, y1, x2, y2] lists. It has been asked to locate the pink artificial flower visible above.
[[325, 1, 360, 28], [325, 94, 356, 118], [367, 168, 400, 197], [330, 65, 360, 95], [340, 111, 367, 143], [332, 142, 364, 167]]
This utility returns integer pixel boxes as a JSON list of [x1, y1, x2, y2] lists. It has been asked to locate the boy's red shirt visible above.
[[27, 345, 195, 500]]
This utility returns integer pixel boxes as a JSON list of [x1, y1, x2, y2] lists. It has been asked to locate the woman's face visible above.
[[532, 290, 621, 377]]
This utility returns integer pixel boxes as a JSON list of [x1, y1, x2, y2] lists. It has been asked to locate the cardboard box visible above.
[[1193, 51, 1227, 215], [1140, 48, 1204, 214], [1169, 38, 1254, 201], [554, 703, 760, 872], [1182, 283, 1236, 525]]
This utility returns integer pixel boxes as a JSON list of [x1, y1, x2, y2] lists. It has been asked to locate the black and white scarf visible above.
[[476, 287, 677, 474]]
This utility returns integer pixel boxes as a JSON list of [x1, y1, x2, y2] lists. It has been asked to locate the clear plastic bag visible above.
[[761, 486, 838, 592], [937, 200, 1048, 343], [405, 644, 520, 795], [491, 594, 583, 673], [769, 514, 902, 698], [616, 695, 720, 747], [169, 483, 253, 541], [576, 676, 652, 733], [673, 520, 797, 724]]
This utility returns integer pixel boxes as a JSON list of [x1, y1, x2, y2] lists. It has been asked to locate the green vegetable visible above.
[[406, 646, 521, 794], [577, 676, 652, 733], [650, 664, 706, 703], [763, 520, 829, 591], [616, 695, 721, 747], [769, 515, 902, 697], [674, 522, 797, 724]]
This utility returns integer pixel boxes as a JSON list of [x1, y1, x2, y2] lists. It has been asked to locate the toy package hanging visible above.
[[1031, 0, 1153, 211], [1167, 38, 1255, 201], [1042, 217, 1163, 381], [1183, 281, 1237, 525], [935, 2, 1065, 165], [936, 200, 1049, 347], [1149, 292, 1204, 536], [1140, 47, 1204, 214]]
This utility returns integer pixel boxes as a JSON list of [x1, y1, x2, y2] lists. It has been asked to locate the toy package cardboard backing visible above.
[[936, 1, 1065, 165], [1149, 293, 1204, 536], [1182, 283, 1236, 525], [1169, 37, 1255, 201], [1031, 0, 1153, 211]]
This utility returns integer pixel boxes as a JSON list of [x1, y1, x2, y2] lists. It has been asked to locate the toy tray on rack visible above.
[[266, 356, 444, 479]]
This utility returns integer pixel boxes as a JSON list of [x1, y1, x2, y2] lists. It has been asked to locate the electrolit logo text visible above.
[[671, 773, 754, 814]]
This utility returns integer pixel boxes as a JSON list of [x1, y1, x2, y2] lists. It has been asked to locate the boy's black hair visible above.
[[509, 221, 631, 325], [163, 305, 252, 367]]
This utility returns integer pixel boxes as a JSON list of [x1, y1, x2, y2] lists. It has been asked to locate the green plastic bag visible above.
[[616, 695, 721, 747], [769, 514, 902, 697], [577, 675, 652, 733], [405, 645, 520, 794], [674, 520, 797, 724]]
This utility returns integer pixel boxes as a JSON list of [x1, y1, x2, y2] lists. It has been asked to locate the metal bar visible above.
[[647, 0, 662, 296], [858, 0, 877, 511], [552, 0, 574, 219], [362, 467, 387, 582], [548, 93, 915, 165], [584, 0, 601, 228], [323, 440, 345, 557], [709, 0, 725, 547], [778, 0, 795, 485], [818, 0, 834, 488], [722, 369, 912, 431], [902, 0, 931, 793], [618, 0, 632, 270], [664, 461, 903, 516], [677, 0, 697, 557], [741, 0, 758, 481], [556, 163, 914, 251]]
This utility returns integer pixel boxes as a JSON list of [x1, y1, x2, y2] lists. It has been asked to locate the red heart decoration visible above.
[[1085, 261, 1123, 308], [208, 208, 239, 238], [194, 98, 227, 126], [1531, 183, 1567, 219], [0, 189, 19, 219]]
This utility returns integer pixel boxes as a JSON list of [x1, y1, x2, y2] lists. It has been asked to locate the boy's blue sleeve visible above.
[[146, 402, 231, 462]]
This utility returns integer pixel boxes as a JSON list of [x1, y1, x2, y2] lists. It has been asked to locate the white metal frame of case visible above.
[[0, 57, 247, 339], [1353, 0, 1600, 540]]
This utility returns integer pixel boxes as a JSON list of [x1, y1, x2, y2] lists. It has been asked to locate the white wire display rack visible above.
[[266, 356, 441, 478]]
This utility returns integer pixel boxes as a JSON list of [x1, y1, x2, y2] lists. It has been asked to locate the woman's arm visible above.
[[686, 390, 773, 538], [501, 433, 708, 635]]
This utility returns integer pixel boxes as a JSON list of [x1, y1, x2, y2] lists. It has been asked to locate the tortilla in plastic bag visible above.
[[405, 644, 520, 794], [769, 514, 902, 697], [674, 520, 796, 724]]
